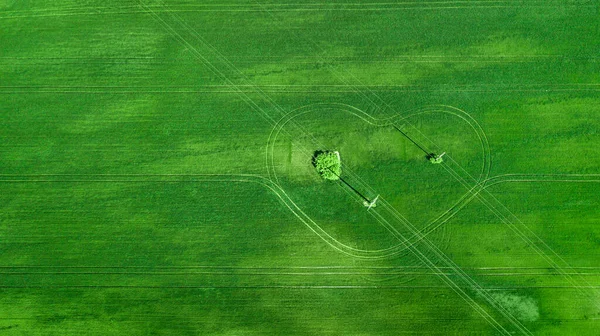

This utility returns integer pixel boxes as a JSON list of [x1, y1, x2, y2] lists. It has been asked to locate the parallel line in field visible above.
[[2, 265, 600, 269], [2, 56, 598, 61], [0, 285, 598, 289], [251, 9, 594, 318], [288, 3, 600, 316], [253, 0, 594, 329], [2, 2, 593, 12], [0, 271, 598, 276], [0, 1, 584, 334], [136, 0, 418, 261], [407, 176, 600, 240], [0, 317, 598, 322], [2, 4, 597, 20], [3, 60, 598, 64], [1, 55, 595, 58], [2, 84, 599, 94], [0, 3, 576, 336], [422, 139, 600, 311], [0, 174, 366, 261], [0, 317, 579, 320], [384, 107, 597, 309], [2, 89, 599, 94], [2, 1, 584, 10], [3, 83, 600, 86], [439, 164, 600, 310], [1, 1, 596, 334], [242, 22, 517, 329], [1, 4, 595, 18]]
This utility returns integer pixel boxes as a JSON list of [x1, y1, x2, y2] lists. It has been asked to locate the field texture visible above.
[[1, 0, 600, 335]]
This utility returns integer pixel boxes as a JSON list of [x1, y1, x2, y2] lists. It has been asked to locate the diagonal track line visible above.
[[133, 0, 523, 333], [140, 1, 540, 334], [251, 0, 600, 326], [249, 2, 541, 333]]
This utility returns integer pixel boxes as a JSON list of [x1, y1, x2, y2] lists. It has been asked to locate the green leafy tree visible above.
[[427, 152, 444, 164], [313, 150, 341, 180]]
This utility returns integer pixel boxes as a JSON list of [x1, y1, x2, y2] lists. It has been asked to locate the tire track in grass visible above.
[[262, 99, 522, 331], [438, 155, 600, 314], [146, 0, 450, 264], [139, 1, 528, 332], [1, 0, 592, 332], [265, 104, 489, 257], [251, 0, 600, 327], [0, 173, 405, 259], [2, 1, 597, 20]]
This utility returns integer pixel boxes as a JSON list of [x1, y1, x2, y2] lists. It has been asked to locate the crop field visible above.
[[1, 0, 600, 335]]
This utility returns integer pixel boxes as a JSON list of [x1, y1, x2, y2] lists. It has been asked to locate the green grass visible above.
[[1, 0, 599, 334]]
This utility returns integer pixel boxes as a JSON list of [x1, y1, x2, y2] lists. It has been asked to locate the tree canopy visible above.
[[427, 153, 444, 164], [313, 150, 341, 181]]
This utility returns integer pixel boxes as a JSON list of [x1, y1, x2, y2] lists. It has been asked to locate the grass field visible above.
[[1, 0, 599, 335]]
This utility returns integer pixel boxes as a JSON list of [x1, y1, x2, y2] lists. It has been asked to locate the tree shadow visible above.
[[311, 150, 326, 167]]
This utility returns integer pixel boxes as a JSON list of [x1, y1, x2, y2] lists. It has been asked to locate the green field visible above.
[[1, 0, 600, 335]]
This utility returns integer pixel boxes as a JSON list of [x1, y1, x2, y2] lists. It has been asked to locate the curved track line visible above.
[[0, 173, 396, 259], [267, 103, 491, 255]]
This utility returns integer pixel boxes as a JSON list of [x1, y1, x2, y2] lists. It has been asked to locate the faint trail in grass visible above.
[[136, 1, 539, 331], [0, 173, 407, 259], [264, 109, 517, 334], [250, 0, 600, 326], [2, 0, 596, 330], [439, 163, 600, 312], [1, 1, 596, 20]]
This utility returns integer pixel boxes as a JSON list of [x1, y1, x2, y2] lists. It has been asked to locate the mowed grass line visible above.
[[2, 1, 595, 334], [151, 3, 527, 330], [444, 181, 600, 334], [251, 1, 596, 330], [0, 180, 497, 335], [228, 8, 597, 317]]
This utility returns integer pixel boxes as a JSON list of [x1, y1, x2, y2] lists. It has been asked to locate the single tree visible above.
[[312, 150, 341, 180], [427, 152, 445, 164]]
